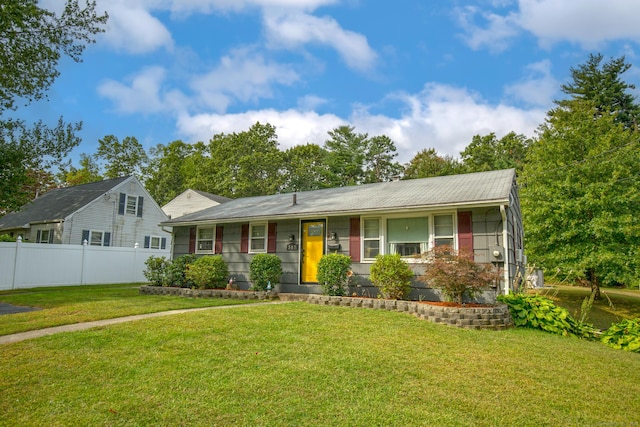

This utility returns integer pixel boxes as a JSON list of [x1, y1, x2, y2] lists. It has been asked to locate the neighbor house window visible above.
[[144, 235, 166, 250], [387, 217, 429, 257], [81, 230, 111, 246], [196, 227, 214, 253], [37, 229, 54, 244], [90, 231, 104, 246], [434, 214, 454, 247], [126, 195, 138, 215], [250, 223, 267, 253], [118, 193, 143, 217], [362, 218, 381, 259]]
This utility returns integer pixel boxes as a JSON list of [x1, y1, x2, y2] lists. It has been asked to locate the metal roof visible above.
[[163, 169, 516, 226], [0, 177, 130, 230]]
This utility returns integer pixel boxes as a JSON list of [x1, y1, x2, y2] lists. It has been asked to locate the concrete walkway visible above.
[[0, 301, 291, 345]]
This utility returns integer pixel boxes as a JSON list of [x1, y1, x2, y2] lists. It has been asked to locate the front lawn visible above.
[[0, 284, 259, 336], [1, 303, 639, 426]]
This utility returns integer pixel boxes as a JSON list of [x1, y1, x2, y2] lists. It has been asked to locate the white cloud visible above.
[[100, 2, 174, 54], [455, 6, 520, 52], [176, 109, 344, 147], [174, 83, 544, 162], [97, 66, 188, 114], [456, 0, 640, 51], [518, 0, 640, 48], [190, 48, 300, 112], [165, 0, 338, 15], [504, 60, 559, 107], [263, 11, 378, 72]]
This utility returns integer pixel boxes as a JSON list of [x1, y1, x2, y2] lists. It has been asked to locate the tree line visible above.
[[0, 1, 638, 292], [54, 124, 531, 206]]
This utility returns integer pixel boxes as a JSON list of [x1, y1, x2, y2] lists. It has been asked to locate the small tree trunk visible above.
[[588, 269, 601, 300]]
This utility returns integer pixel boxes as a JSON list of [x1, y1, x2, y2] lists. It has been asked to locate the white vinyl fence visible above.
[[0, 240, 170, 290]]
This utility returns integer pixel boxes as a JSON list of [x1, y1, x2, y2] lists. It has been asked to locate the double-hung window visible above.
[[434, 214, 454, 247], [250, 223, 267, 253], [90, 231, 104, 246], [125, 195, 138, 215], [362, 218, 381, 260], [196, 227, 214, 253], [387, 217, 429, 257]]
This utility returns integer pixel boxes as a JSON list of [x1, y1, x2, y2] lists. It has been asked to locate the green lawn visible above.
[[529, 285, 640, 329], [0, 284, 258, 336], [1, 298, 640, 426]]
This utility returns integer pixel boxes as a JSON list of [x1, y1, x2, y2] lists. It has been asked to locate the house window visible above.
[[362, 218, 380, 259], [144, 235, 166, 249], [126, 195, 138, 215], [90, 231, 103, 246], [118, 193, 143, 217], [387, 217, 429, 257], [250, 223, 267, 253], [197, 227, 214, 253], [37, 229, 53, 244], [434, 214, 454, 247], [82, 230, 111, 246]]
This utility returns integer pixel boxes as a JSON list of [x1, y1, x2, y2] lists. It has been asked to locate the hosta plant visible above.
[[497, 294, 597, 340], [601, 319, 640, 352]]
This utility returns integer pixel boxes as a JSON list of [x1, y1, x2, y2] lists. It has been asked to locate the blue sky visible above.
[[22, 0, 640, 164]]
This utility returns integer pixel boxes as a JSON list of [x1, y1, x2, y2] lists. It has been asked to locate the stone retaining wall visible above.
[[139, 286, 513, 330]]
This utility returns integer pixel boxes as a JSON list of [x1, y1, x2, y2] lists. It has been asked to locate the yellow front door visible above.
[[301, 221, 325, 283]]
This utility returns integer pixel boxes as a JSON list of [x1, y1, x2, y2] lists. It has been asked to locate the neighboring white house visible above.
[[0, 176, 171, 249], [162, 189, 231, 219]]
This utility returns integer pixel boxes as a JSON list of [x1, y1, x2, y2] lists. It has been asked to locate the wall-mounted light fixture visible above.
[[330, 232, 338, 241], [289, 234, 296, 243]]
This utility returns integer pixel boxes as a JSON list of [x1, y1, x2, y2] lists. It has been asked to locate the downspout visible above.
[[500, 205, 510, 295]]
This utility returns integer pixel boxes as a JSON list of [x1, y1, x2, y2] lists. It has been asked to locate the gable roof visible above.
[[0, 177, 130, 230], [164, 169, 517, 226]]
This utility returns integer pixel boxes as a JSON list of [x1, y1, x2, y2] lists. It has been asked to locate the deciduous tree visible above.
[[404, 148, 461, 179], [520, 100, 640, 294], [95, 135, 148, 179]]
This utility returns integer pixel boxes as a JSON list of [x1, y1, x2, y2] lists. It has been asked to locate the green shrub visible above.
[[317, 253, 352, 296], [601, 319, 640, 352], [166, 254, 197, 288], [185, 255, 229, 289], [0, 234, 16, 242], [143, 256, 170, 286], [498, 294, 598, 340], [418, 245, 499, 304], [249, 253, 282, 291], [369, 254, 414, 300]]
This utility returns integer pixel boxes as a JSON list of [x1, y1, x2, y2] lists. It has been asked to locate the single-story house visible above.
[[162, 169, 525, 301], [0, 176, 171, 249], [162, 189, 232, 219]]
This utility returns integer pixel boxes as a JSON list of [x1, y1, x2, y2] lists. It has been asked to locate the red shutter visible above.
[[215, 226, 224, 254], [267, 223, 277, 253], [240, 224, 249, 253], [349, 217, 361, 262], [457, 211, 473, 259], [188, 227, 196, 254]]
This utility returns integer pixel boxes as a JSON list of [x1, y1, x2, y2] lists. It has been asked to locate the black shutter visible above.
[[104, 232, 111, 247], [161, 237, 167, 250], [36, 230, 41, 243], [144, 236, 150, 248], [137, 196, 144, 217], [118, 193, 126, 215], [48, 229, 54, 243], [82, 230, 90, 244]]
